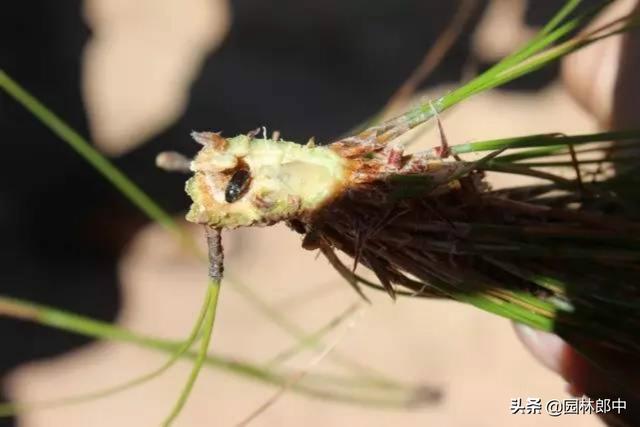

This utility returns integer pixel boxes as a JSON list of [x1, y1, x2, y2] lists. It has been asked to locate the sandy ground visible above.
[[5, 1, 606, 426]]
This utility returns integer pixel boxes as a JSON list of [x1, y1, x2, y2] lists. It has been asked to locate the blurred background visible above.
[[0, 0, 609, 426]]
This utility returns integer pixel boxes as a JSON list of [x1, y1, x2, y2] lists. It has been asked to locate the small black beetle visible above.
[[225, 168, 251, 203]]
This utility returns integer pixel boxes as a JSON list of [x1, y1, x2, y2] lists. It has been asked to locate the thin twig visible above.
[[383, 0, 479, 114]]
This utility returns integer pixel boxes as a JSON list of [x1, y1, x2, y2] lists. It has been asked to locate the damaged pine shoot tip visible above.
[[169, 118, 640, 360], [161, 5, 640, 371]]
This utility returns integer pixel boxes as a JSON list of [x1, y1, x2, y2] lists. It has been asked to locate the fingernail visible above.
[[513, 323, 566, 374]]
